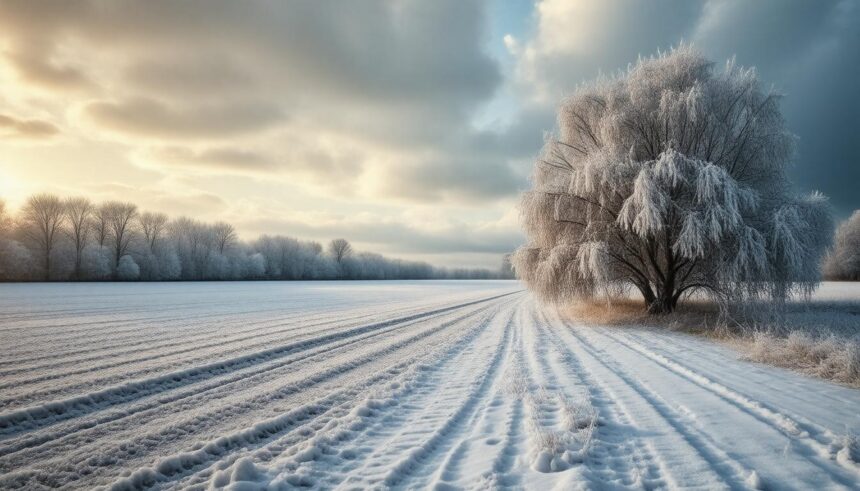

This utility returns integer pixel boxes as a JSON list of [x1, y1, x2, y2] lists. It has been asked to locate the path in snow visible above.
[[0, 281, 858, 490]]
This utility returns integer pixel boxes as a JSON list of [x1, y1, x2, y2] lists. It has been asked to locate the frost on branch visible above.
[[513, 46, 832, 314]]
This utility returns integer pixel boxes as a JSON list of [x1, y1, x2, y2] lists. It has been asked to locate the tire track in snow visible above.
[[484, 321, 528, 489], [428, 303, 525, 490], [0, 292, 518, 437], [110, 296, 522, 491], [622, 329, 859, 433], [0, 294, 461, 375], [0, 291, 483, 365], [324, 298, 516, 489], [0, 295, 511, 458], [593, 327, 860, 484], [0, 290, 466, 362], [174, 298, 523, 490], [0, 298, 458, 402], [529, 305, 665, 488], [0, 300, 494, 460], [0, 303, 357, 374], [548, 311, 751, 490], [0, 294, 521, 489], [381, 306, 514, 488]]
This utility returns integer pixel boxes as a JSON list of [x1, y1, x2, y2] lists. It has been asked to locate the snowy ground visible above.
[[0, 281, 858, 490]]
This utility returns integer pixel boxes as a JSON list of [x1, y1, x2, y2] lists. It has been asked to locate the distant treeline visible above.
[[0, 194, 515, 282]]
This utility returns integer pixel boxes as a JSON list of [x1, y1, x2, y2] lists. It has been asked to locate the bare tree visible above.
[[103, 201, 138, 272], [139, 211, 168, 252], [513, 47, 832, 314], [328, 238, 353, 263], [64, 197, 93, 279], [20, 193, 65, 280], [91, 204, 110, 247], [213, 221, 237, 254]]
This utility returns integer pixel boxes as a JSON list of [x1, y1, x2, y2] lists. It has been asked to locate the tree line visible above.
[[0, 194, 514, 282]]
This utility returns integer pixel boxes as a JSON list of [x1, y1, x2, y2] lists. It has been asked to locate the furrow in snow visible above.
[[0, 291, 517, 436], [105, 297, 520, 491], [0, 299, 497, 459], [545, 310, 746, 489]]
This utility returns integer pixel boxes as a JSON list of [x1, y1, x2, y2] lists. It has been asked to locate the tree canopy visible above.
[[514, 47, 832, 313]]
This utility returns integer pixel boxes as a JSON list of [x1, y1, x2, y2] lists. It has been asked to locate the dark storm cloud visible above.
[[518, 0, 859, 216], [692, 0, 860, 217]]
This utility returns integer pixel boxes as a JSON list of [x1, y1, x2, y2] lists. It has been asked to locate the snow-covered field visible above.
[[1, 281, 859, 490]]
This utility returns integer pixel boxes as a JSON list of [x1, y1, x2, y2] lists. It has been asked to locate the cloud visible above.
[[377, 156, 524, 204], [513, 0, 702, 102], [81, 97, 283, 140], [143, 146, 278, 174], [689, 0, 860, 216], [3, 49, 94, 92], [1, 0, 523, 209], [121, 57, 255, 98], [511, 0, 860, 215], [0, 113, 59, 139], [136, 132, 366, 192], [83, 181, 228, 216]]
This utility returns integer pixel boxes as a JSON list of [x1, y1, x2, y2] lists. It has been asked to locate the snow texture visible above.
[[0, 281, 858, 490]]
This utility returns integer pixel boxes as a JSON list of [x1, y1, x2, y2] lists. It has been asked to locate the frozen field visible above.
[[0, 281, 859, 490]]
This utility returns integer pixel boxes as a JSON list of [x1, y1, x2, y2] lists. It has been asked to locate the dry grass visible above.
[[562, 294, 860, 388], [564, 298, 725, 337], [744, 332, 860, 386]]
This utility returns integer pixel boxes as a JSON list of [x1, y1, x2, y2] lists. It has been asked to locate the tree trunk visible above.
[[647, 261, 678, 314], [73, 249, 82, 280], [647, 294, 676, 314], [646, 284, 678, 314]]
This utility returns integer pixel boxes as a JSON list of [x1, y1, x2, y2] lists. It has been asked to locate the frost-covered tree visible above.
[[0, 199, 10, 236], [64, 197, 93, 279], [823, 211, 860, 281], [0, 195, 505, 282], [500, 254, 515, 279], [20, 193, 65, 280], [116, 254, 140, 280], [213, 222, 237, 254], [0, 238, 34, 280], [139, 211, 168, 252], [91, 203, 113, 247], [514, 47, 832, 314], [168, 217, 211, 280], [103, 202, 138, 273], [328, 238, 353, 264], [80, 245, 112, 280]]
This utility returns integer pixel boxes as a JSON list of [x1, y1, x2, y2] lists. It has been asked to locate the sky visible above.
[[0, 0, 857, 269]]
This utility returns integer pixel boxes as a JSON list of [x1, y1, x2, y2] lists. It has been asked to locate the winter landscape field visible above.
[[2, 1, 860, 490], [1, 281, 859, 490]]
